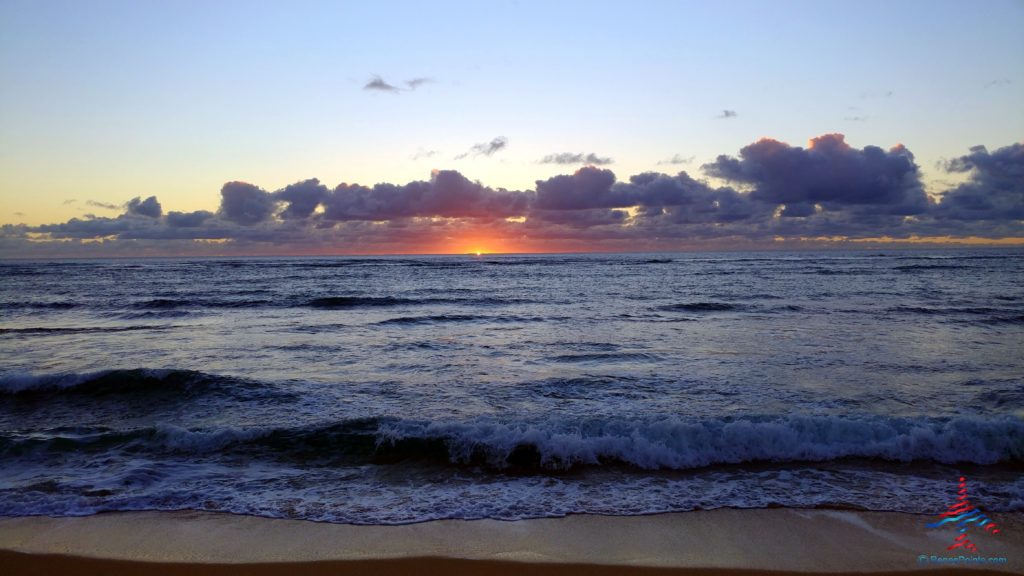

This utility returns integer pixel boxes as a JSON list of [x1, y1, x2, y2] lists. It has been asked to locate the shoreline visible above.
[[2, 552, 1018, 576], [1, 509, 1021, 574]]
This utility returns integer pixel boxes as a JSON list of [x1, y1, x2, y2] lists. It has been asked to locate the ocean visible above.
[[1, 250, 1022, 524]]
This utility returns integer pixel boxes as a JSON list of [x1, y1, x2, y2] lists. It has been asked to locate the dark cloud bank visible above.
[[5, 135, 1022, 256]]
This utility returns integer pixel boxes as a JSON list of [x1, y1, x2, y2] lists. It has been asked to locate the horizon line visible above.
[[3, 243, 1023, 262]]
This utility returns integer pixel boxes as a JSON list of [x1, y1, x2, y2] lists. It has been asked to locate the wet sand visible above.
[[1, 508, 1020, 575]]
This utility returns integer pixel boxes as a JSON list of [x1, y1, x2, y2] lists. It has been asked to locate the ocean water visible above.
[[1, 250, 1022, 524]]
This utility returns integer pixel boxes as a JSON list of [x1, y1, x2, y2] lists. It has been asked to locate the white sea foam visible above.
[[377, 414, 1024, 469], [151, 423, 267, 452]]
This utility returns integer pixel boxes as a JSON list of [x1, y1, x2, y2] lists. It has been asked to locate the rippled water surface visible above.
[[1, 250, 1022, 523]]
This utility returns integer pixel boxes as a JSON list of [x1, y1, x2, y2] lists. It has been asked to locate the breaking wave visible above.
[[4, 414, 1020, 470]]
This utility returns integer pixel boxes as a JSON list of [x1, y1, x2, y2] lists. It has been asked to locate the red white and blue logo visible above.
[[926, 476, 1000, 553]]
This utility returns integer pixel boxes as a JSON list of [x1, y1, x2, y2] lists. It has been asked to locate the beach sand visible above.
[[1, 509, 1020, 575]]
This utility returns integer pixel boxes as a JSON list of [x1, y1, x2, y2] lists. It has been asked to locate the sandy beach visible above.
[[1, 508, 1020, 575]]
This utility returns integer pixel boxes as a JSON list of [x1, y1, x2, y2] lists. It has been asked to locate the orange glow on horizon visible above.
[[12, 229, 1024, 259], [850, 235, 1024, 245], [777, 235, 1024, 246]]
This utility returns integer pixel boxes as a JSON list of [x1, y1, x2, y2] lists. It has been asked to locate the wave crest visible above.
[[0, 368, 257, 397], [376, 415, 1024, 469], [5, 415, 1019, 470]]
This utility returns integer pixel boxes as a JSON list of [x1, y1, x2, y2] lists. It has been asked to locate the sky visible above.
[[1, 0, 1022, 256]]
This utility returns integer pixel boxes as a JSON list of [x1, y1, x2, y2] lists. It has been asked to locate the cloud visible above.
[[658, 154, 694, 165], [984, 78, 1011, 89], [364, 76, 434, 93], [166, 210, 214, 228], [455, 137, 507, 159], [717, 110, 737, 119], [531, 168, 757, 225], [35, 213, 165, 239], [934, 143, 1024, 221], [218, 181, 276, 225], [623, 172, 761, 222], [62, 199, 77, 205], [9, 136, 1023, 257], [843, 115, 867, 122], [411, 149, 439, 160], [363, 76, 400, 92], [539, 152, 613, 165], [406, 77, 433, 89], [703, 133, 929, 215], [12, 212, 24, 217], [86, 200, 120, 210], [529, 207, 630, 228], [274, 179, 329, 220], [126, 196, 162, 218], [534, 167, 622, 210], [323, 169, 530, 220]]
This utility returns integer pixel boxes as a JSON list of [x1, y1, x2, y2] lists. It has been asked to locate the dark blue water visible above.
[[1, 250, 1022, 523]]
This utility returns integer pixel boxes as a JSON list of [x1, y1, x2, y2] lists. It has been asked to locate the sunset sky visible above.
[[1, 0, 1022, 256]]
